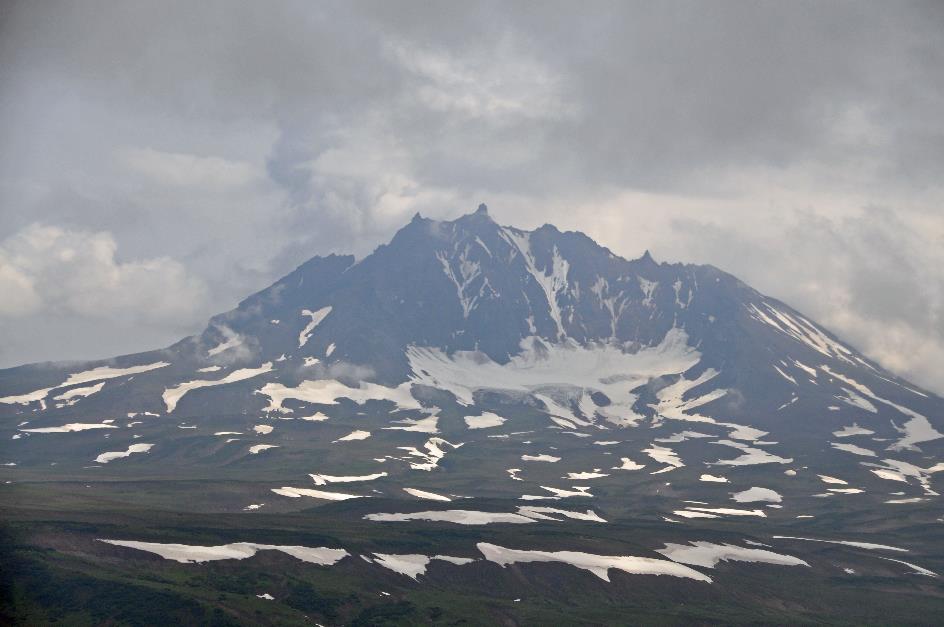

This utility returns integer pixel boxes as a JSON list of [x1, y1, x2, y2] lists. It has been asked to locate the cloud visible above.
[[262, 114, 469, 266], [204, 324, 258, 366], [119, 148, 261, 188], [0, 262, 40, 315], [384, 37, 574, 123], [0, 223, 207, 322], [665, 206, 944, 394]]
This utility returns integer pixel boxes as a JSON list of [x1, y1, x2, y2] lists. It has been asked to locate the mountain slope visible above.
[[2, 206, 943, 617]]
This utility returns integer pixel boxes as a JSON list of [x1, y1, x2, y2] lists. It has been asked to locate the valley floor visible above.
[[3, 480, 943, 626]]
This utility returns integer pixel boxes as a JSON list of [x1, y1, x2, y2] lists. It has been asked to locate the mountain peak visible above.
[[451, 203, 496, 229], [639, 249, 657, 265], [459, 203, 493, 224]]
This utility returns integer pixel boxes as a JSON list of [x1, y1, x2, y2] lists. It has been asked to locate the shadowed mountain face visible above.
[[3, 205, 938, 445]]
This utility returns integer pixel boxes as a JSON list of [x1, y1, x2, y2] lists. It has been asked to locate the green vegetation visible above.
[[2, 480, 944, 625]]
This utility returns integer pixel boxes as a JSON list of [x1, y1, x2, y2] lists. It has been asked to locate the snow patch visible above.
[[731, 487, 782, 503], [334, 430, 371, 443], [502, 229, 570, 339], [94, 443, 153, 464], [384, 414, 439, 434], [260, 379, 420, 413], [163, 363, 273, 412], [403, 487, 452, 501], [522, 454, 560, 462], [298, 306, 332, 348], [657, 541, 808, 569], [464, 412, 506, 429], [477, 542, 711, 583], [772, 536, 908, 552], [2, 362, 169, 406], [53, 382, 105, 402], [99, 540, 347, 565], [309, 472, 387, 485], [699, 474, 728, 483], [394, 437, 463, 471], [366, 510, 535, 525], [407, 327, 700, 430], [710, 440, 792, 466], [613, 457, 646, 471], [272, 487, 363, 500], [683, 507, 767, 518], [643, 444, 684, 473], [833, 424, 875, 438], [830, 442, 876, 457], [22, 422, 117, 434]]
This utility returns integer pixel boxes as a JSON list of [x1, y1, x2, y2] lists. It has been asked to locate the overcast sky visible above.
[[0, 1, 942, 393]]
